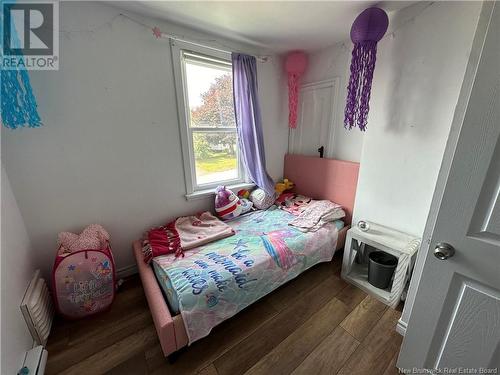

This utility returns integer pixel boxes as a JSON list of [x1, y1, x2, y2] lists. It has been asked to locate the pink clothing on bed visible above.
[[289, 200, 345, 232], [175, 212, 235, 250], [279, 194, 312, 216], [143, 212, 234, 263]]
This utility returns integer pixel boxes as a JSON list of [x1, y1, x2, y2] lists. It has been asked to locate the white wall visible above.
[[1, 165, 35, 374], [398, 0, 491, 336], [302, 42, 365, 162], [1, 1, 288, 277], [301, 2, 481, 235], [302, 0, 481, 333], [351, 1, 482, 236]]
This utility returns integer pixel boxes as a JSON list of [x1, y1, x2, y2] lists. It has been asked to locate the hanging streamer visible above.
[[284, 51, 308, 129], [344, 7, 388, 131], [0, 1, 42, 129]]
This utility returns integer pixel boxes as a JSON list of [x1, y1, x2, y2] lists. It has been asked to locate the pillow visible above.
[[249, 188, 275, 210], [275, 192, 295, 206], [239, 198, 254, 214]]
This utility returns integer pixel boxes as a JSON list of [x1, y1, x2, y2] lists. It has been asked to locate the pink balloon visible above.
[[285, 51, 308, 75]]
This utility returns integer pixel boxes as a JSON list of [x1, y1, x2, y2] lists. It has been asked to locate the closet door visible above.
[[288, 79, 338, 158]]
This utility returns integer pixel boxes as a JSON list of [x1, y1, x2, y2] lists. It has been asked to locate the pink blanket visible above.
[[289, 200, 345, 232], [142, 212, 234, 263]]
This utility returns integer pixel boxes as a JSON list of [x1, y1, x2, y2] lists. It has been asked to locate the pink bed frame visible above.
[[133, 154, 360, 356]]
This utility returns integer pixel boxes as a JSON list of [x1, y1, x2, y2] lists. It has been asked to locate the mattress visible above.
[[152, 209, 341, 343], [152, 217, 344, 316]]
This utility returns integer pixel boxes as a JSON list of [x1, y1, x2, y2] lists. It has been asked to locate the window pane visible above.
[[193, 131, 239, 185], [185, 59, 236, 128]]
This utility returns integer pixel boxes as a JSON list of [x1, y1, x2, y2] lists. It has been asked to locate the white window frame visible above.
[[170, 39, 249, 199]]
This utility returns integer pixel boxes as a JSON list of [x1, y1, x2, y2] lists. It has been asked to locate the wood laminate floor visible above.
[[46, 251, 403, 375]]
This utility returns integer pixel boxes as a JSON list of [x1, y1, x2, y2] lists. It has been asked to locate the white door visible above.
[[288, 79, 338, 158], [398, 2, 500, 371]]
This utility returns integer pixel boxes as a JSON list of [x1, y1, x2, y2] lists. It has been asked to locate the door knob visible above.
[[434, 242, 455, 260]]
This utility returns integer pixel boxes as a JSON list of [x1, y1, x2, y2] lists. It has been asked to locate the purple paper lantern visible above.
[[344, 7, 389, 131]]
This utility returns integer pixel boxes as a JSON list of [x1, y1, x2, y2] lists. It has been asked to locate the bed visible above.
[[133, 154, 360, 356]]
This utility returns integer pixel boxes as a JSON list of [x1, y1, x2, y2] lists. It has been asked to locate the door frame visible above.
[[288, 78, 340, 158]]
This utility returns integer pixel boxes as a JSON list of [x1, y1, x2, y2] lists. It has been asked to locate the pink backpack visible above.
[[52, 226, 116, 319]]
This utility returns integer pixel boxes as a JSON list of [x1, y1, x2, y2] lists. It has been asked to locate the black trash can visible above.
[[368, 251, 398, 289]]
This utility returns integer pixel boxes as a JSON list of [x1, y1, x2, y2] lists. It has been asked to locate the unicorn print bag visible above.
[[52, 225, 116, 319]]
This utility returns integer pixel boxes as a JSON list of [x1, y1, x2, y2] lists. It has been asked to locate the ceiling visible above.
[[111, 1, 414, 53]]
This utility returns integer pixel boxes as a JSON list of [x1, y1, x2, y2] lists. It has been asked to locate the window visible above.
[[171, 41, 246, 197]]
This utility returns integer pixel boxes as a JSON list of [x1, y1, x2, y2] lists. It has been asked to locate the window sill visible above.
[[185, 182, 255, 201]]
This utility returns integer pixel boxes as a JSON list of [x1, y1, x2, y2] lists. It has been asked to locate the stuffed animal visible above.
[[275, 192, 295, 206], [215, 186, 243, 220], [236, 190, 253, 214], [275, 179, 295, 195], [249, 188, 276, 210], [237, 189, 250, 199], [239, 198, 254, 214]]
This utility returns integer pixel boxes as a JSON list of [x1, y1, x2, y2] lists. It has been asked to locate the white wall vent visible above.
[[20, 270, 54, 346], [19, 345, 48, 375]]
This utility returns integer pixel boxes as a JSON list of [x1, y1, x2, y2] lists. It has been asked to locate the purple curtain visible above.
[[232, 53, 275, 196]]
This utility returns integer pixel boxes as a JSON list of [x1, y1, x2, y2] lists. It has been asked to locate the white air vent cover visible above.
[[21, 270, 54, 345], [21, 345, 48, 375]]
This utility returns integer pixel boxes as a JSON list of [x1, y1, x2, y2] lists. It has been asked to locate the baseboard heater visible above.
[[18, 346, 48, 375]]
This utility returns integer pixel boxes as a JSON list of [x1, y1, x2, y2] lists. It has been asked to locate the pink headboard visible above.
[[283, 154, 360, 224]]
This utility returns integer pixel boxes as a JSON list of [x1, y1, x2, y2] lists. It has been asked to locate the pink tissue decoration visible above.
[[285, 51, 308, 129], [344, 7, 388, 131], [152, 26, 162, 39], [350, 7, 389, 43]]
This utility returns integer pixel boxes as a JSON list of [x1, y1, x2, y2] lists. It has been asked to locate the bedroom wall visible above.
[[351, 1, 482, 237], [303, 0, 482, 333], [302, 2, 481, 237], [1, 165, 35, 374], [1, 1, 288, 277]]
